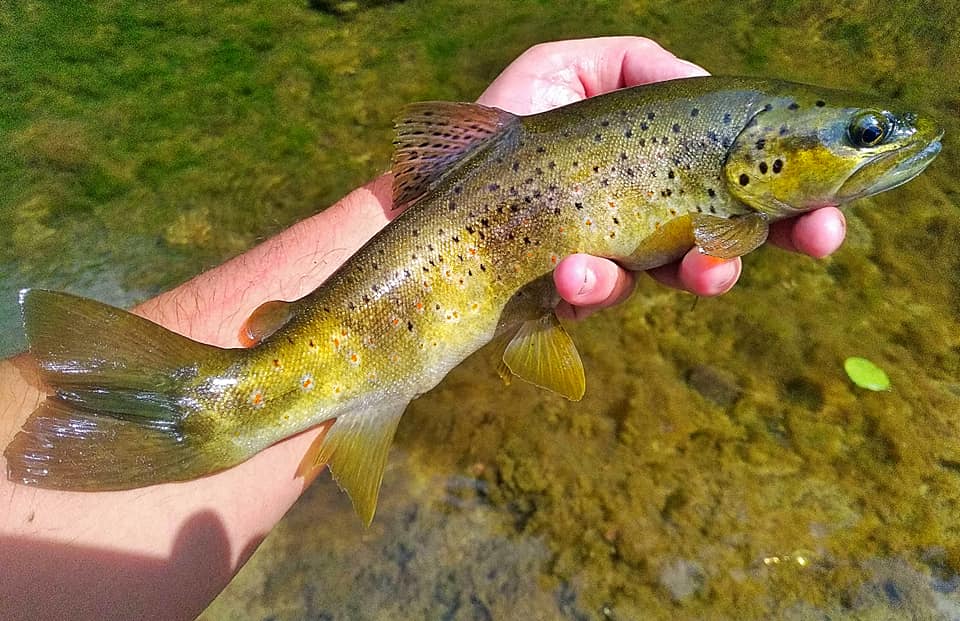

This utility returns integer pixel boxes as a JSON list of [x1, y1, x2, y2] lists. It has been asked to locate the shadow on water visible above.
[[2, 0, 960, 619]]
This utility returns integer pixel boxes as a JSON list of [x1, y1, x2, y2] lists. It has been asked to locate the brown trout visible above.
[[4, 77, 942, 524]]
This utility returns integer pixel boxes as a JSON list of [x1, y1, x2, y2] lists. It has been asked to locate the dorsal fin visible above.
[[391, 102, 519, 211]]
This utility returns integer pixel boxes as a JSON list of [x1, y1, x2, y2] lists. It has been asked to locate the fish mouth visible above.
[[838, 130, 943, 201]]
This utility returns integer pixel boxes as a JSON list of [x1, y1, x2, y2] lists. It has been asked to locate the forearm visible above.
[[0, 175, 392, 621]]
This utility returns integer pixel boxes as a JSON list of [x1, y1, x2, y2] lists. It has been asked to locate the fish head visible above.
[[722, 90, 942, 219]]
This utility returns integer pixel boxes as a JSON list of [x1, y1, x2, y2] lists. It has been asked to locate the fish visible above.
[[3, 77, 943, 525]]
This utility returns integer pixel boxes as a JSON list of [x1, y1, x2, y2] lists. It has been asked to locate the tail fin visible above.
[[4, 289, 233, 490]]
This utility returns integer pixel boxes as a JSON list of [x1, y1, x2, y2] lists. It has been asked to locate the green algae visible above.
[[2, 0, 960, 619]]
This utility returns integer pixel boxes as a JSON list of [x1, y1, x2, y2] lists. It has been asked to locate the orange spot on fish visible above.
[[558, 226, 565, 233], [272, 359, 281, 368], [340, 328, 348, 337], [415, 301, 424, 312], [300, 374, 314, 391], [550, 254, 558, 264], [250, 391, 264, 407], [468, 247, 477, 255]]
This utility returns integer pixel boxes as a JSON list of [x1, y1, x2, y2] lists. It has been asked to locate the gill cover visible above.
[[723, 92, 941, 219]]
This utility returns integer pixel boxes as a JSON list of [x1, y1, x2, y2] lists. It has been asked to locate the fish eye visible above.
[[847, 111, 891, 148]]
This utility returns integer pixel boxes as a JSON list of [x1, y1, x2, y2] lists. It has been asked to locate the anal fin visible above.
[[502, 313, 585, 401], [301, 401, 407, 526]]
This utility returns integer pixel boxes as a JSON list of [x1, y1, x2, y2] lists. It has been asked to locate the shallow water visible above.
[[3, 1, 960, 619]]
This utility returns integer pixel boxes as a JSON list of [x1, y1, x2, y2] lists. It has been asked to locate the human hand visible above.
[[477, 37, 847, 319]]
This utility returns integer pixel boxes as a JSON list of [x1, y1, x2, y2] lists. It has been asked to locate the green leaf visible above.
[[843, 357, 891, 391]]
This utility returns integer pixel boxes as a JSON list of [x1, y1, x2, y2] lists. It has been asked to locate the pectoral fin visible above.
[[692, 212, 769, 259], [297, 402, 407, 526], [239, 300, 294, 347], [502, 314, 585, 401]]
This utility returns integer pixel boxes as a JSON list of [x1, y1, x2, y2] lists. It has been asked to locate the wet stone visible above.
[[686, 364, 743, 407]]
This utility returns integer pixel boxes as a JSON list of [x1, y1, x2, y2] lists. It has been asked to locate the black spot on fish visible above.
[[465, 225, 475, 234], [672, 123, 681, 133], [638, 138, 646, 147], [709, 205, 716, 214], [575, 202, 584, 210], [739, 174, 750, 186], [706, 130, 719, 143], [613, 217, 620, 225], [452, 235, 459, 243], [548, 161, 556, 169], [407, 321, 414, 331], [759, 161, 768, 174], [572, 161, 579, 167], [600, 120, 610, 127], [788, 102, 800, 110], [763, 103, 774, 112], [707, 188, 716, 198], [624, 128, 633, 138], [592, 165, 600, 173], [594, 133, 603, 142], [553, 207, 561, 215], [523, 236, 531, 244], [362, 295, 370, 303], [488, 183, 500, 192], [412, 229, 419, 236], [640, 121, 649, 131], [620, 151, 628, 161], [815, 100, 826, 107], [536, 146, 546, 153], [479, 263, 486, 271], [755, 138, 766, 151], [691, 108, 700, 117], [662, 137, 669, 145], [511, 161, 520, 172], [647, 111, 656, 120], [723, 113, 732, 124], [779, 126, 789, 136], [773, 159, 783, 173], [480, 218, 489, 227], [668, 169, 675, 179]]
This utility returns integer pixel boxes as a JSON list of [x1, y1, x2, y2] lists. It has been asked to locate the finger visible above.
[[478, 36, 709, 114], [648, 250, 742, 296], [769, 207, 846, 258], [568, 36, 710, 96], [554, 254, 635, 320]]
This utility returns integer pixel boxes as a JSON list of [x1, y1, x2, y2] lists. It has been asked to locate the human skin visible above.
[[0, 37, 844, 620]]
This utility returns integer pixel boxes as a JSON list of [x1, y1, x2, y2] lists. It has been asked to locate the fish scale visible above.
[[4, 76, 942, 525]]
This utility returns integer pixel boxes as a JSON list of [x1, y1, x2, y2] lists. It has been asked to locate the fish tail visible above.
[[4, 289, 234, 490]]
